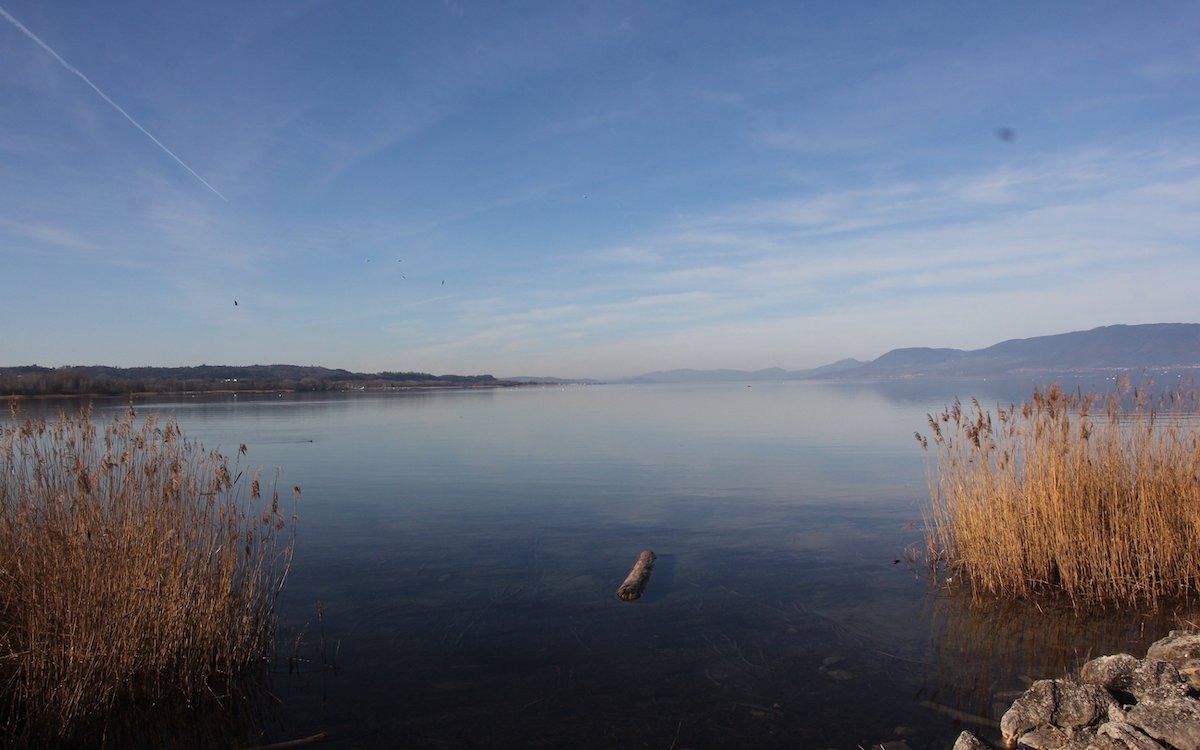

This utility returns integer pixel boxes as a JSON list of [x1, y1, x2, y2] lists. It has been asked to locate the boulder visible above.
[[1058, 726, 1108, 750], [952, 730, 990, 750], [1080, 654, 1187, 702], [1146, 631, 1200, 671], [1009, 723, 1164, 750], [1126, 695, 1200, 750], [1000, 680, 1118, 746], [1079, 654, 1141, 697], [947, 632, 1199, 750], [1096, 721, 1168, 750], [1181, 663, 1200, 692], [1014, 725, 1067, 749], [1147, 624, 1200, 691]]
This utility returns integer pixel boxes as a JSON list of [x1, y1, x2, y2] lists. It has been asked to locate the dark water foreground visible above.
[[8, 379, 1195, 748], [266, 545, 1193, 749]]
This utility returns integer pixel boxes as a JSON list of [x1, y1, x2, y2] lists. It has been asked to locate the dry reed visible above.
[[918, 380, 1200, 608], [0, 404, 295, 745]]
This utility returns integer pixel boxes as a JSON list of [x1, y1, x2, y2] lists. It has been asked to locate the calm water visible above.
[[17, 379, 1190, 748]]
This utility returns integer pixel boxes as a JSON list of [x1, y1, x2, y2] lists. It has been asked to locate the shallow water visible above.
[[13, 378, 1194, 748]]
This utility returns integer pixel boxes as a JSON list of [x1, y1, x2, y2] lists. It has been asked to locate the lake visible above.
[[16, 378, 1192, 748]]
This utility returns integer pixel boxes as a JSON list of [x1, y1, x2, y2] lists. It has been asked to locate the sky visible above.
[[2, 1, 1198, 379]]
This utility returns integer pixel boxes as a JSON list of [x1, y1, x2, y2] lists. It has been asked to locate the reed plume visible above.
[[0, 404, 294, 744], [919, 380, 1200, 607]]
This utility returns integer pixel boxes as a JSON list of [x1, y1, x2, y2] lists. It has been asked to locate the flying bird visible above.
[[234, 300, 238, 306], [997, 127, 1016, 143]]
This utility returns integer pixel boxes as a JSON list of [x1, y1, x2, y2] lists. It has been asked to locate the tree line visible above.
[[0, 365, 505, 397]]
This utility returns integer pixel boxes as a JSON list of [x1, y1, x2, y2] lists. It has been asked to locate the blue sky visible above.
[[2, 1, 1198, 379]]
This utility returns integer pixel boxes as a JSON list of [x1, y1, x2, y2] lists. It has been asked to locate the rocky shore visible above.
[[951, 630, 1200, 750]]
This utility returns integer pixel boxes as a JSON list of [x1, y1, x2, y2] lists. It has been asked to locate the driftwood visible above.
[[616, 550, 656, 601]]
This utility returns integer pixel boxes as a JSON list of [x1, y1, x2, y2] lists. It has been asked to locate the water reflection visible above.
[[918, 586, 1200, 742], [1, 670, 279, 750], [6, 382, 1195, 748]]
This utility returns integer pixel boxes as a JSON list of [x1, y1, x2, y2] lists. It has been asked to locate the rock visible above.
[[952, 730, 991, 750], [949, 632, 1199, 750], [1011, 725, 1147, 750], [1096, 721, 1168, 750], [1001, 679, 1118, 746], [1146, 631, 1200, 671], [1126, 695, 1200, 750], [1108, 703, 1132, 723], [1080, 654, 1142, 695], [1128, 660, 1188, 702], [1002, 682, 1054, 741], [1180, 663, 1200, 692], [1080, 655, 1187, 703], [1052, 681, 1120, 728], [1015, 725, 1067, 749], [1058, 726, 1105, 750]]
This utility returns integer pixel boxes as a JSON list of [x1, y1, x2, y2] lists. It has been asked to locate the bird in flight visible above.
[[234, 300, 238, 306]]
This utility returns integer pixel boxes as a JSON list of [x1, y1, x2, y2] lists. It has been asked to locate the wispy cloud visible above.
[[0, 4, 226, 201], [0, 218, 94, 252], [397, 138, 1200, 377], [4, 3, 1197, 376]]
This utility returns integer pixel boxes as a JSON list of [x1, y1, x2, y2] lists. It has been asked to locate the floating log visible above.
[[616, 549, 656, 601]]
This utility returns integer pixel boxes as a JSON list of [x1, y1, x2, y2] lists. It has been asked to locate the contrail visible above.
[[0, 5, 227, 201]]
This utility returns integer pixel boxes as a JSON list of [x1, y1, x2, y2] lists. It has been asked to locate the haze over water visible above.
[[21, 377, 1181, 749]]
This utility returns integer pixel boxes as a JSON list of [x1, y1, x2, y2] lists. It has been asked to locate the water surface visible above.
[[19, 379, 1191, 748]]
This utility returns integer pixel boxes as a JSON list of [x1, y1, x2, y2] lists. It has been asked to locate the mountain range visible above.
[[5, 324, 1198, 395], [625, 323, 1200, 383]]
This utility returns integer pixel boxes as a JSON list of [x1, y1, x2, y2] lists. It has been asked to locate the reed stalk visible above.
[[918, 380, 1200, 607], [0, 404, 295, 745]]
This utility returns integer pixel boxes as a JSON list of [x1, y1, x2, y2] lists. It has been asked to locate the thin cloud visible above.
[[0, 5, 227, 201], [0, 218, 94, 252]]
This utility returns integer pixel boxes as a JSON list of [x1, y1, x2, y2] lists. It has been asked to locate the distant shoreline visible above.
[[3, 382, 533, 401], [0, 364, 528, 399]]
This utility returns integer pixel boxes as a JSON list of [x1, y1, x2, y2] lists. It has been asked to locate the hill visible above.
[[7, 324, 1197, 394], [0, 364, 507, 397], [629, 359, 865, 383], [838, 323, 1200, 378], [622, 324, 1200, 383]]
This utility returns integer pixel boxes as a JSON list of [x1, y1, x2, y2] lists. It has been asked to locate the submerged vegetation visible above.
[[0, 405, 295, 745], [919, 381, 1200, 608]]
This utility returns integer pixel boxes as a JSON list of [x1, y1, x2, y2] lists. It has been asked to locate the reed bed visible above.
[[0, 405, 294, 745], [918, 381, 1200, 608]]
